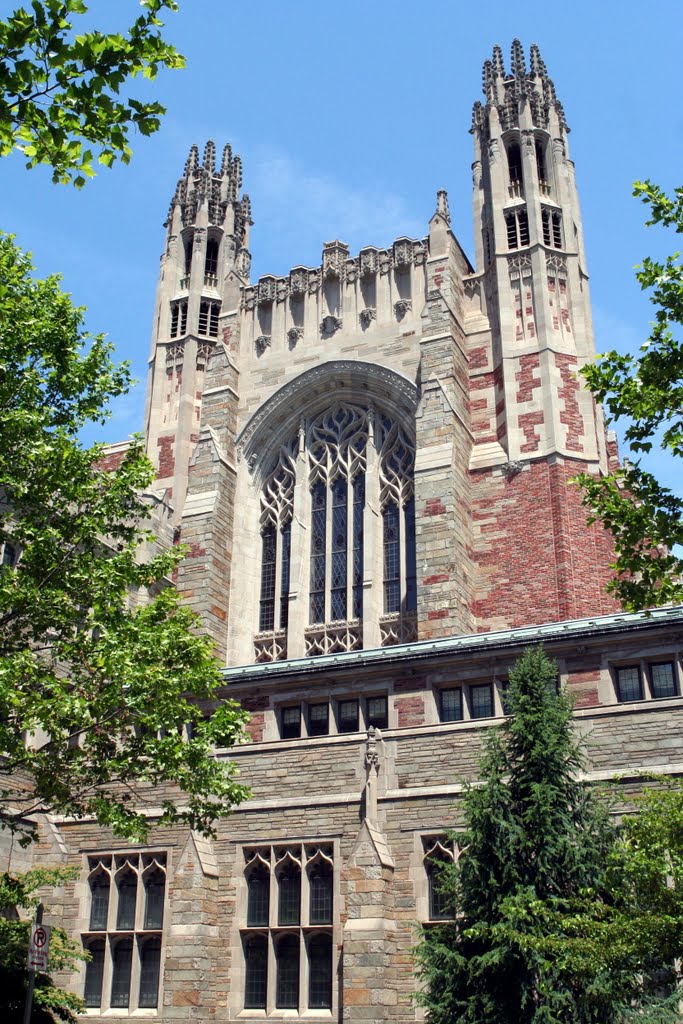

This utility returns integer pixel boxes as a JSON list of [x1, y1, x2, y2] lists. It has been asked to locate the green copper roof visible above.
[[220, 605, 683, 684]]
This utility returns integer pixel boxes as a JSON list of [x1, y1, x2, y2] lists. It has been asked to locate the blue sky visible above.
[[1, 0, 681, 493]]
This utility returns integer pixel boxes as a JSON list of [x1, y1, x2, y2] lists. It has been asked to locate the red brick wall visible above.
[[470, 458, 619, 631]]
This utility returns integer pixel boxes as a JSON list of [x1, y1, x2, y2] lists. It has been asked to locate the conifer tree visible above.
[[415, 647, 630, 1024]]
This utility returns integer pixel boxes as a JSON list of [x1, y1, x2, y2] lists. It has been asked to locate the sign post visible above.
[[24, 903, 50, 1024]]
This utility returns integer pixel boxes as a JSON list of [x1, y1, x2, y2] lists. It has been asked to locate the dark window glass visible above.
[[308, 703, 329, 737], [405, 497, 417, 612], [259, 526, 276, 632], [535, 139, 547, 182], [518, 208, 530, 246], [383, 502, 400, 613], [427, 860, 453, 920], [143, 868, 165, 930], [179, 301, 188, 335], [616, 666, 643, 703], [281, 706, 301, 740], [309, 862, 333, 924], [651, 662, 677, 699], [542, 208, 551, 246], [507, 142, 522, 182], [278, 864, 301, 925], [116, 870, 137, 930], [198, 300, 209, 335], [338, 699, 359, 734], [184, 238, 192, 276], [279, 522, 291, 630], [308, 933, 332, 1009], [352, 474, 365, 620], [247, 866, 270, 927], [89, 873, 110, 931], [170, 303, 179, 337], [205, 238, 219, 277], [366, 696, 388, 730], [138, 937, 161, 1008], [276, 934, 300, 1009], [310, 483, 326, 624], [209, 302, 219, 337], [552, 212, 562, 248], [440, 688, 463, 723], [2, 544, 16, 567], [331, 477, 347, 621], [84, 939, 105, 1007], [470, 684, 493, 720], [506, 212, 518, 249], [110, 938, 133, 1008], [244, 935, 268, 1009]]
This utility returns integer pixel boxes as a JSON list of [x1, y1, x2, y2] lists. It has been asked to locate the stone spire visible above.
[[165, 139, 252, 245], [471, 39, 568, 136]]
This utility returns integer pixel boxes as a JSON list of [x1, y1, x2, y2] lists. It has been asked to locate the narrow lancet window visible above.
[[310, 482, 326, 624], [331, 477, 347, 621], [352, 474, 365, 619], [259, 526, 276, 632], [383, 502, 401, 614], [280, 522, 291, 630]]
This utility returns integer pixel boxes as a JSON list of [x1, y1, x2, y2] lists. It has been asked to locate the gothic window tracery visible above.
[[254, 403, 416, 661]]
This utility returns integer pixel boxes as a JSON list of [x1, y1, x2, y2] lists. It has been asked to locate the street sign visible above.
[[27, 922, 51, 971]]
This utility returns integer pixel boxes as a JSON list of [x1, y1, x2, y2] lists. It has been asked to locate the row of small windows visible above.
[[169, 299, 220, 339], [83, 854, 165, 1012], [615, 661, 678, 703], [506, 138, 549, 190], [279, 695, 389, 740]]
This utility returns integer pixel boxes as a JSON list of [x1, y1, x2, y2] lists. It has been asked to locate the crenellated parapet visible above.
[[240, 235, 429, 353]]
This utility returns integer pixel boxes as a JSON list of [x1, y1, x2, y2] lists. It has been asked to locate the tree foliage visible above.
[[578, 181, 683, 611], [0, 868, 84, 1022], [0, 234, 250, 844], [414, 648, 678, 1024], [0, 0, 184, 186]]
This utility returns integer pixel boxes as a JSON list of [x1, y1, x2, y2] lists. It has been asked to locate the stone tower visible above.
[[143, 141, 252, 517]]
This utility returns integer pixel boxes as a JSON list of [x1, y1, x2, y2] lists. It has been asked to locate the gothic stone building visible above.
[[18, 40, 683, 1023]]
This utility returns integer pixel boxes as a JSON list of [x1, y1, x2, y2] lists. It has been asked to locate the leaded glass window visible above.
[[352, 474, 365, 619], [276, 934, 300, 1009], [651, 662, 677, 699], [278, 861, 301, 925], [110, 938, 133, 1008], [383, 502, 400, 613], [89, 870, 110, 931], [116, 867, 137, 930], [616, 666, 643, 703], [247, 863, 270, 927], [308, 933, 333, 1008], [423, 837, 456, 921], [310, 481, 327, 624], [259, 526, 276, 631], [143, 867, 165, 930], [308, 860, 333, 924], [244, 936, 268, 1009], [331, 477, 348, 621], [84, 940, 105, 1007], [138, 936, 161, 1008]]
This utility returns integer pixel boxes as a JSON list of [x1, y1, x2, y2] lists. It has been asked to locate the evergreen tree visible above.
[[415, 647, 635, 1024]]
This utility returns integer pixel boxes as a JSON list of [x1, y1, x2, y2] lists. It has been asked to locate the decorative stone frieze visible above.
[[308, 269, 321, 294], [253, 630, 287, 662], [346, 259, 358, 284], [276, 278, 288, 303], [379, 250, 392, 275], [359, 247, 379, 278], [304, 620, 362, 656], [546, 252, 568, 272], [322, 240, 350, 280], [289, 267, 308, 297], [393, 238, 413, 268], [257, 276, 276, 304]]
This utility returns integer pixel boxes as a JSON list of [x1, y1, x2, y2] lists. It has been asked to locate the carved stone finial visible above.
[[436, 189, 451, 225], [511, 38, 526, 79], [492, 44, 505, 77], [203, 140, 216, 174]]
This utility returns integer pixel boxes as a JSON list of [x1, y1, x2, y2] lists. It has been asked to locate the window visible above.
[[422, 837, 455, 921], [535, 138, 547, 184], [82, 853, 166, 1013], [615, 665, 643, 703], [308, 703, 329, 736], [1, 542, 16, 567], [505, 207, 529, 249], [204, 237, 219, 279], [280, 705, 301, 740], [338, 699, 359, 734], [650, 662, 677, 699], [198, 300, 220, 337], [255, 403, 415, 660], [242, 845, 335, 1013], [170, 300, 187, 338], [440, 688, 463, 723], [366, 696, 388, 730], [507, 141, 522, 185], [470, 684, 494, 719]]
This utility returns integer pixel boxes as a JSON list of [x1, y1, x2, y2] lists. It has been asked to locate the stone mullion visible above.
[[287, 441, 308, 659], [363, 424, 381, 649], [345, 473, 354, 624]]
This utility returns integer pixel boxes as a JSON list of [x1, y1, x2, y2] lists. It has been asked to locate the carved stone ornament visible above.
[[359, 247, 379, 278], [242, 286, 256, 311], [379, 250, 392, 275], [166, 340, 185, 364], [322, 240, 350, 280], [359, 308, 376, 329], [472, 159, 483, 187], [320, 315, 342, 337], [345, 259, 358, 284], [413, 242, 427, 267], [236, 247, 251, 279], [364, 727, 381, 772], [255, 334, 272, 355], [488, 138, 500, 162], [394, 299, 412, 319], [287, 326, 304, 345], [502, 459, 525, 478], [546, 252, 567, 272], [393, 238, 413, 269], [289, 267, 308, 297], [308, 269, 321, 294], [257, 276, 276, 304], [276, 278, 289, 303]]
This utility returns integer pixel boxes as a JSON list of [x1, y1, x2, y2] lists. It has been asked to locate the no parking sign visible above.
[[27, 922, 51, 971]]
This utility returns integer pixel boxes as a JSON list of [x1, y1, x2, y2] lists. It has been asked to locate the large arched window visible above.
[[254, 402, 416, 660]]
